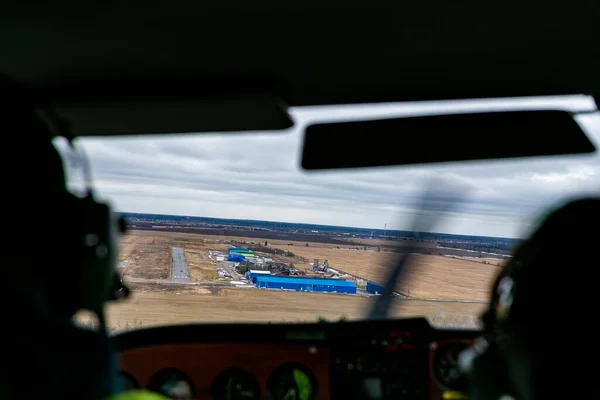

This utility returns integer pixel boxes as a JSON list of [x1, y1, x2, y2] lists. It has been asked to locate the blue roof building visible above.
[[254, 275, 356, 294], [227, 254, 246, 262], [228, 247, 252, 253], [366, 282, 384, 295]]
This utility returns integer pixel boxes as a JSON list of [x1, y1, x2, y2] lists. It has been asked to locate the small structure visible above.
[[254, 275, 356, 294], [311, 259, 329, 273], [210, 250, 227, 261], [355, 279, 367, 291]]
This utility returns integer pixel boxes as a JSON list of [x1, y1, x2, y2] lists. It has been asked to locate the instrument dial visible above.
[[267, 363, 316, 400], [432, 342, 469, 392], [210, 368, 261, 400], [147, 368, 194, 400]]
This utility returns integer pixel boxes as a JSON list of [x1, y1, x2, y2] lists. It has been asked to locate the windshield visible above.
[[61, 98, 600, 334]]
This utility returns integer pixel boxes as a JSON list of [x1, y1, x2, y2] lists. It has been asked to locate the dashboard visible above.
[[115, 318, 479, 400]]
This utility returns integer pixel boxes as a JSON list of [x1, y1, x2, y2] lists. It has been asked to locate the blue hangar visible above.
[[254, 275, 356, 294]]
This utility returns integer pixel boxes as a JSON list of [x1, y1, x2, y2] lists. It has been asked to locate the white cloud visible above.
[[58, 97, 600, 239]]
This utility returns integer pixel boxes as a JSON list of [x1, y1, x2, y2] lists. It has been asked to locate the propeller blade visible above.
[[368, 174, 471, 320]]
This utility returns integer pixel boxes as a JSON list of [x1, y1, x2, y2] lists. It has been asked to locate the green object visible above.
[[105, 389, 170, 400], [292, 369, 312, 400]]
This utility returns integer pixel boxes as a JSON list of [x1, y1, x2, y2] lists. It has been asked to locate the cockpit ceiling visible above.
[[1, 2, 600, 108]]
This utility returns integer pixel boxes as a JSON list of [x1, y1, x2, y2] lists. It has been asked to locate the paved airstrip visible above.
[[171, 247, 191, 282]]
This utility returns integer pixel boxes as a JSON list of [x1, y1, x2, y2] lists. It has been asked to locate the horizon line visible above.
[[119, 210, 519, 241]]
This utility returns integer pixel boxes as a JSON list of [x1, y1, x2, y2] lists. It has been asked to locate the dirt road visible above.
[[220, 261, 239, 280]]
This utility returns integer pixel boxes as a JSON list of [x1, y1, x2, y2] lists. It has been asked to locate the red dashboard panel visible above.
[[119, 343, 330, 399], [114, 319, 481, 399]]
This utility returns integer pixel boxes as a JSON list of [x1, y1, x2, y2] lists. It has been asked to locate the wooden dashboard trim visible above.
[[119, 343, 329, 399]]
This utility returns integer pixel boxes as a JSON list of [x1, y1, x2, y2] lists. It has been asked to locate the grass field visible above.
[[184, 249, 216, 281], [103, 287, 487, 333], [109, 230, 501, 332]]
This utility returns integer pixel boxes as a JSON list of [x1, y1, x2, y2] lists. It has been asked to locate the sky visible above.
[[56, 96, 600, 239]]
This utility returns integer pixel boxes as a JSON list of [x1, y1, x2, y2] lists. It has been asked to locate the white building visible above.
[[249, 270, 270, 275]]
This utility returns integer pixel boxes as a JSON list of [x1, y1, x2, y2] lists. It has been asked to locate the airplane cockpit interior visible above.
[[1, 3, 599, 400]]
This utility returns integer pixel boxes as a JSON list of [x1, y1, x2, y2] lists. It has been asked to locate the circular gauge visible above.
[[432, 342, 469, 392], [210, 368, 261, 400], [119, 371, 138, 391], [267, 363, 316, 400], [147, 368, 195, 400]]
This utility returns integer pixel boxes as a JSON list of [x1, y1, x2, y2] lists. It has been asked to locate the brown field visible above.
[[269, 245, 500, 302], [102, 286, 486, 333], [345, 237, 430, 248], [109, 230, 499, 331], [450, 256, 504, 266], [119, 235, 171, 279], [125, 230, 360, 251]]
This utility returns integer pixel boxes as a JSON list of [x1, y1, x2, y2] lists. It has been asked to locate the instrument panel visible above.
[[119, 343, 328, 399], [115, 318, 479, 400]]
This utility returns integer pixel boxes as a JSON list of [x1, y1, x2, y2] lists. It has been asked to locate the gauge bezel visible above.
[[267, 362, 317, 400], [210, 367, 261, 400], [147, 367, 195, 399], [431, 340, 470, 392]]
